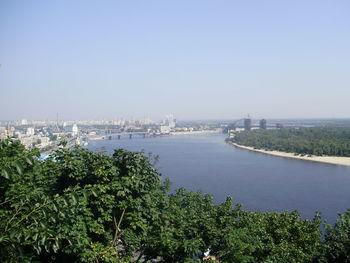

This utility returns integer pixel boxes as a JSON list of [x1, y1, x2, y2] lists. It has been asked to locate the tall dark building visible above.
[[259, 119, 267, 129], [244, 118, 251, 131]]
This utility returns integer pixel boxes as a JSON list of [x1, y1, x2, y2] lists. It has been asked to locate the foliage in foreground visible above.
[[0, 139, 349, 262], [231, 127, 350, 156]]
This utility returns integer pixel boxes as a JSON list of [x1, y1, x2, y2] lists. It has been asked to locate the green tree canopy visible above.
[[1, 139, 349, 262]]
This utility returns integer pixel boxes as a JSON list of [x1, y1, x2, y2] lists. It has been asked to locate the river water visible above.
[[86, 134, 350, 223]]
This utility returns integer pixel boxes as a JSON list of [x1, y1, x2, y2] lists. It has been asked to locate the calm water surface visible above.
[[86, 134, 350, 223]]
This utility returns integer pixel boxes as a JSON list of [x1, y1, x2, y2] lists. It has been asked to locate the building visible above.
[[21, 119, 28, 125], [259, 119, 267, 129], [64, 124, 79, 136], [72, 124, 79, 136], [160, 125, 171, 134], [26, 127, 35, 136], [244, 118, 251, 131], [0, 127, 7, 140], [164, 114, 176, 128], [38, 136, 51, 147], [224, 123, 236, 134]]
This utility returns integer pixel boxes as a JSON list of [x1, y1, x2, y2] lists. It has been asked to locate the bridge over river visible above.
[[106, 132, 159, 140]]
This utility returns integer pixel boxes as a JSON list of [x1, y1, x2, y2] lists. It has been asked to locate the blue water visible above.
[[86, 134, 350, 223]]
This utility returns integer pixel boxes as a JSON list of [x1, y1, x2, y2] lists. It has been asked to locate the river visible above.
[[86, 134, 350, 223]]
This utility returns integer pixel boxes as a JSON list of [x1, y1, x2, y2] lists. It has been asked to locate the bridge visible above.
[[105, 132, 158, 140]]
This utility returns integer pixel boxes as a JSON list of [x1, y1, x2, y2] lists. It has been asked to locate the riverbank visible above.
[[170, 130, 221, 136], [228, 142, 350, 166], [87, 130, 222, 141]]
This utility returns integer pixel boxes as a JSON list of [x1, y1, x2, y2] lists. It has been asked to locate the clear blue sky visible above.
[[1, 0, 349, 120]]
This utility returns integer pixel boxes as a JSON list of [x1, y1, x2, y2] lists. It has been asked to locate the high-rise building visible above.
[[72, 124, 79, 136], [26, 127, 35, 136], [259, 119, 267, 129], [165, 114, 176, 128], [244, 118, 251, 131]]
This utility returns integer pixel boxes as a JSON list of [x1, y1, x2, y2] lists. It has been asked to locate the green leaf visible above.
[[91, 189, 98, 197], [82, 191, 88, 201], [14, 161, 24, 175], [25, 156, 33, 165], [1, 168, 10, 179], [52, 203, 58, 212], [71, 194, 77, 205], [53, 244, 58, 253], [62, 197, 68, 206], [34, 245, 41, 254]]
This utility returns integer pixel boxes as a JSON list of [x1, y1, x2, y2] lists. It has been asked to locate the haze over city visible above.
[[1, 0, 350, 121]]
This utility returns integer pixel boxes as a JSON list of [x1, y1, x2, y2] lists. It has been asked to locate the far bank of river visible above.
[[88, 129, 222, 141], [228, 142, 350, 167]]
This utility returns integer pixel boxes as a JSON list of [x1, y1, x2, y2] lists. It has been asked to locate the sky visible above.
[[1, 0, 350, 121]]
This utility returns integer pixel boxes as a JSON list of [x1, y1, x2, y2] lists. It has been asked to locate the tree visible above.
[[321, 209, 350, 263], [1, 139, 349, 263], [231, 127, 350, 157], [0, 140, 165, 262]]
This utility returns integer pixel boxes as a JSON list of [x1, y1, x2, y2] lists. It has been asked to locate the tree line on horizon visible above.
[[1, 139, 350, 262], [230, 127, 350, 157]]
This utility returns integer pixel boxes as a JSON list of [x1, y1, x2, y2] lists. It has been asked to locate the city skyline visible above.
[[1, 0, 350, 120]]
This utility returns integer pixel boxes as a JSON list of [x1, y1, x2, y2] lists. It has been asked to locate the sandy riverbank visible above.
[[228, 142, 350, 167]]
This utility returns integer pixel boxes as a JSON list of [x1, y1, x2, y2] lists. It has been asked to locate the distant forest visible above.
[[230, 127, 350, 157]]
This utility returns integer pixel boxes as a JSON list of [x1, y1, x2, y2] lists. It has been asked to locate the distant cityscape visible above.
[[0, 115, 220, 153], [1, 115, 348, 154]]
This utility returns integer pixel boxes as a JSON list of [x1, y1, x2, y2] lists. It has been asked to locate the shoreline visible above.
[[228, 142, 350, 167], [170, 130, 221, 136], [88, 130, 222, 141]]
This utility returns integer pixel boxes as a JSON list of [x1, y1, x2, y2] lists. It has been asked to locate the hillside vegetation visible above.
[[1, 139, 350, 262], [231, 127, 350, 157]]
